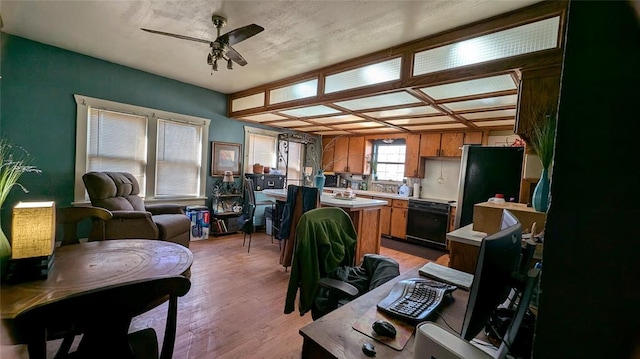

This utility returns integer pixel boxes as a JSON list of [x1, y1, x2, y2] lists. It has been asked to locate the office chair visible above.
[[284, 207, 400, 320], [14, 275, 191, 359]]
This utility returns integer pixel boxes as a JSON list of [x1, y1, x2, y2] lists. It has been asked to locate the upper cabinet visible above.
[[325, 136, 371, 174], [515, 65, 561, 144], [321, 136, 336, 172], [463, 131, 484, 145], [404, 134, 424, 178], [420, 132, 464, 157]]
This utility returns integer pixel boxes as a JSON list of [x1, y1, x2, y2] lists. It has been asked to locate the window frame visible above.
[[73, 94, 210, 205], [372, 139, 407, 182]]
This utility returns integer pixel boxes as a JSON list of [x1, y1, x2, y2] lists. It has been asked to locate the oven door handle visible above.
[[408, 208, 449, 216]]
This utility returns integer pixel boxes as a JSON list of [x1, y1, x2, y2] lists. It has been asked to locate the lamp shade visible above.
[[11, 201, 56, 259], [222, 171, 234, 183]]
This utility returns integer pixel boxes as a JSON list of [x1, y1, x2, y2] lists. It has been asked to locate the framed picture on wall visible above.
[[211, 142, 242, 176]]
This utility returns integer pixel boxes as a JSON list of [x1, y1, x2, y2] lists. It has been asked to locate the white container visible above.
[[266, 218, 273, 235], [413, 183, 420, 198]]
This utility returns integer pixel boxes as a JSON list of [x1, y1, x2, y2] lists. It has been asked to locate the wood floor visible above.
[[1, 232, 428, 359]]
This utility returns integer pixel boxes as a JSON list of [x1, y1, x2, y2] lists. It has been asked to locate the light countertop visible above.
[[325, 187, 457, 206], [262, 189, 388, 209], [446, 224, 486, 246]]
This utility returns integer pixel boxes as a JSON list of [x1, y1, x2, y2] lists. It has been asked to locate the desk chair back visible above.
[[15, 275, 191, 359], [57, 207, 113, 246]]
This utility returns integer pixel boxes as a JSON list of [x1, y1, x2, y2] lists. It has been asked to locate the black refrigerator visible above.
[[454, 145, 524, 229]]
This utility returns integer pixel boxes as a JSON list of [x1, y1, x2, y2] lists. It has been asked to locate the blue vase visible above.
[[532, 168, 550, 212], [314, 170, 326, 194]]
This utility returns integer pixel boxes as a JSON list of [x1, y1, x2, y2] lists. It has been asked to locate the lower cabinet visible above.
[[371, 196, 391, 237], [448, 206, 457, 233], [390, 199, 408, 239]]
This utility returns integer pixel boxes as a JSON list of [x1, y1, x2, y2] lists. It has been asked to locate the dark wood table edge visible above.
[[298, 263, 470, 359]]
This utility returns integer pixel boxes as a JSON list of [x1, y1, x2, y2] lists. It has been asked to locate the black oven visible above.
[[406, 199, 450, 248]]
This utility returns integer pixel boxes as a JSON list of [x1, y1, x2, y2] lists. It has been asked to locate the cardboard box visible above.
[[472, 202, 546, 235]]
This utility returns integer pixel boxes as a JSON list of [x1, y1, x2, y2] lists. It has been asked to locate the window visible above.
[[280, 141, 303, 186], [373, 140, 406, 181], [244, 127, 305, 186], [74, 94, 210, 204], [245, 131, 277, 172]]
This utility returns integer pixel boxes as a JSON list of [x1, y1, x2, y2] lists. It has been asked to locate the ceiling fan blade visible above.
[[141, 28, 211, 45], [225, 46, 248, 66], [217, 24, 264, 46]]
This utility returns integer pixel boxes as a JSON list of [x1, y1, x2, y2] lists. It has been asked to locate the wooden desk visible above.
[[1, 239, 193, 344], [299, 264, 469, 358]]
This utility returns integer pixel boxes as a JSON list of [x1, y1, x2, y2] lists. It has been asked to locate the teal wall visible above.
[[0, 33, 249, 232]]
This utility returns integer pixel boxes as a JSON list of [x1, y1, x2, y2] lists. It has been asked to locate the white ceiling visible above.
[[1, 0, 540, 95]]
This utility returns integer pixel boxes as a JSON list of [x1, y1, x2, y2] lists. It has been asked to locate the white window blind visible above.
[[88, 109, 147, 192], [75, 94, 210, 204], [246, 133, 277, 171], [156, 119, 202, 196], [281, 141, 304, 185]]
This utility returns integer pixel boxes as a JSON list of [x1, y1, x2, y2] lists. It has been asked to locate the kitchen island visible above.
[[262, 189, 387, 265]]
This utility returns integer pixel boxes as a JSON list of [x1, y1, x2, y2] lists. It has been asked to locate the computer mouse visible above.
[[372, 319, 397, 338], [362, 342, 376, 357]]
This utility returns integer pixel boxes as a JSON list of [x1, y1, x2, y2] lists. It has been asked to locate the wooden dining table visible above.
[[0, 239, 193, 345]]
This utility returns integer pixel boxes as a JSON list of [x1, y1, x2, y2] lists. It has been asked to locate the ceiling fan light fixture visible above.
[[207, 53, 213, 65], [227, 59, 233, 70], [212, 59, 218, 71]]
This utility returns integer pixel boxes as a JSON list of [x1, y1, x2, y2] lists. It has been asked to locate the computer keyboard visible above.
[[377, 278, 457, 323]]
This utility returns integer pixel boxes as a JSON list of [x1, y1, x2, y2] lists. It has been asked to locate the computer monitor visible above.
[[460, 214, 522, 341], [500, 208, 519, 230]]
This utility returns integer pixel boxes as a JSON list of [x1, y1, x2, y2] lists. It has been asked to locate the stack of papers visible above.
[[418, 262, 474, 290]]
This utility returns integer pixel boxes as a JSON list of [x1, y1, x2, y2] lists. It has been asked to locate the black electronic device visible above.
[[460, 219, 523, 341], [376, 278, 456, 323], [372, 320, 397, 338]]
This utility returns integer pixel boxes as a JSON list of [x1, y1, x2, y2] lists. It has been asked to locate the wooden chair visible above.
[[57, 207, 113, 246], [14, 275, 191, 359]]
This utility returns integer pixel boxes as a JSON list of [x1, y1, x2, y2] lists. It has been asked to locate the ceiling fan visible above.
[[141, 14, 264, 72]]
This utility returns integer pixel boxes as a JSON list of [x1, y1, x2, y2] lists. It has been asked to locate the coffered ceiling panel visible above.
[[241, 113, 288, 122], [333, 122, 384, 130], [441, 95, 518, 112], [385, 116, 457, 126], [227, 3, 566, 136], [364, 106, 441, 119], [460, 109, 517, 120], [334, 92, 422, 111], [418, 74, 517, 100]]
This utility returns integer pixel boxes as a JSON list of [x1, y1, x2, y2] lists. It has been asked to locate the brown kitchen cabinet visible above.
[[515, 65, 562, 145], [463, 131, 484, 145], [390, 199, 408, 239], [372, 196, 392, 237], [448, 206, 457, 233], [419, 132, 464, 157], [326, 136, 369, 174], [321, 136, 336, 171], [404, 134, 424, 178]]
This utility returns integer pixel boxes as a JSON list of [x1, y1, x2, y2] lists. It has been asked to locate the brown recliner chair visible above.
[[82, 172, 190, 247]]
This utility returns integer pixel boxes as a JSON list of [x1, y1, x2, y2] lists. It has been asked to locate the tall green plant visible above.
[[529, 115, 557, 169], [0, 138, 41, 258]]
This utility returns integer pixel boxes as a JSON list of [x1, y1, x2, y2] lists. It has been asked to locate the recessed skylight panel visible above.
[[419, 74, 516, 100], [334, 92, 421, 111]]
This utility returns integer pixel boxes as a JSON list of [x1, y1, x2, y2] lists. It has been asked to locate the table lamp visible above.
[[8, 201, 56, 281], [222, 171, 235, 193]]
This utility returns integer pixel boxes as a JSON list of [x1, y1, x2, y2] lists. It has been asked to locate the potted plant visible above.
[[528, 115, 557, 212], [0, 139, 41, 265]]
